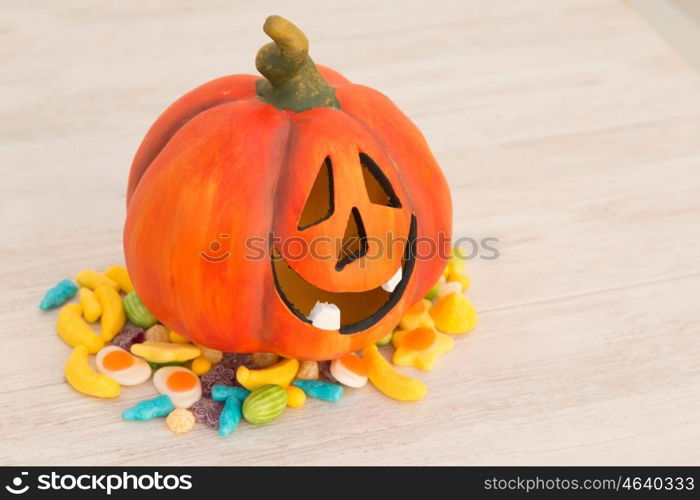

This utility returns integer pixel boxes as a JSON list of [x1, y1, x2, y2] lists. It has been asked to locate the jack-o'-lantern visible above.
[[124, 16, 452, 360]]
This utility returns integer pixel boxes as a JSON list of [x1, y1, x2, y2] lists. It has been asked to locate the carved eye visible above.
[[298, 157, 334, 230], [360, 153, 402, 208]]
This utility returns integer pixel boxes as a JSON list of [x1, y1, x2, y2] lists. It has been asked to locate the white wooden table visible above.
[[1, 0, 699, 465]]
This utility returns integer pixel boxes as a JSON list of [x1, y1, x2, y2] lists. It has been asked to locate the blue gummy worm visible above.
[[293, 380, 343, 402], [122, 395, 174, 421], [218, 396, 242, 437], [39, 279, 78, 310], [211, 384, 250, 402]]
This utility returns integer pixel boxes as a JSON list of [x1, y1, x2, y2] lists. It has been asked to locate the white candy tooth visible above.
[[437, 280, 463, 298], [307, 301, 341, 330], [381, 267, 403, 293]]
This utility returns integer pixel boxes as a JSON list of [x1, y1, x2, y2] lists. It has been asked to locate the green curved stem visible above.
[[255, 15, 340, 112]]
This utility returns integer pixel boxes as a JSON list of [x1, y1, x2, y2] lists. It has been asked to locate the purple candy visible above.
[[217, 354, 256, 388], [318, 360, 338, 383], [111, 326, 145, 350], [190, 397, 223, 429], [200, 364, 237, 397], [220, 353, 254, 371]]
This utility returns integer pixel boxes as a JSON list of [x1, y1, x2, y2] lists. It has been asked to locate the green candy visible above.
[[147, 360, 187, 370], [123, 291, 158, 329], [425, 283, 440, 300], [242, 385, 288, 425], [375, 331, 393, 347]]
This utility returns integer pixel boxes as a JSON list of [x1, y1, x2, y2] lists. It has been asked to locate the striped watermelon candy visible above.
[[123, 291, 159, 329], [242, 384, 287, 424]]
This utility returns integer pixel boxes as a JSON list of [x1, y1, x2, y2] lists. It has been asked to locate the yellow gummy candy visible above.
[[363, 344, 427, 402], [286, 385, 306, 408], [236, 358, 299, 391], [56, 304, 105, 354], [65, 345, 120, 398], [78, 287, 102, 323], [130, 341, 201, 363], [94, 284, 125, 342], [430, 293, 478, 334], [450, 247, 466, 271], [392, 327, 454, 371], [398, 299, 435, 330], [169, 331, 190, 344], [75, 270, 118, 291], [104, 265, 134, 294], [191, 356, 212, 375], [442, 248, 466, 277], [447, 271, 470, 291]]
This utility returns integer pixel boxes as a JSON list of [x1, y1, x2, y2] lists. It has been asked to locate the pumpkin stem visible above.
[[255, 15, 340, 112]]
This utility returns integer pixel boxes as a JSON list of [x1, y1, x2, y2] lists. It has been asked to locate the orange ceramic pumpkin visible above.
[[124, 16, 452, 360]]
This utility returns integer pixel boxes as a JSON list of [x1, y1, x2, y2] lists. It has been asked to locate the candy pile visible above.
[[41, 251, 477, 436]]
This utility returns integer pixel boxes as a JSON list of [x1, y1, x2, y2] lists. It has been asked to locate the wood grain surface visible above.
[[1, 0, 699, 465]]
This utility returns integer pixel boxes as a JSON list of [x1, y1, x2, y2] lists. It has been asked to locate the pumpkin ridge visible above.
[[127, 74, 259, 203], [127, 98, 271, 211], [260, 116, 297, 346], [130, 96, 253, 198]]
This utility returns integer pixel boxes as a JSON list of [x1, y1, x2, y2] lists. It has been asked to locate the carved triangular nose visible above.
[[336, 207, 368, 271]]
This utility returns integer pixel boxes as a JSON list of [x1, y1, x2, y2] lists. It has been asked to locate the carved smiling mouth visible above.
[[271, 216, 417, 334]]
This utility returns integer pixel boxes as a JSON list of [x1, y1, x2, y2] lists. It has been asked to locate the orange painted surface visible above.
[[124, 66, 451, 360]]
